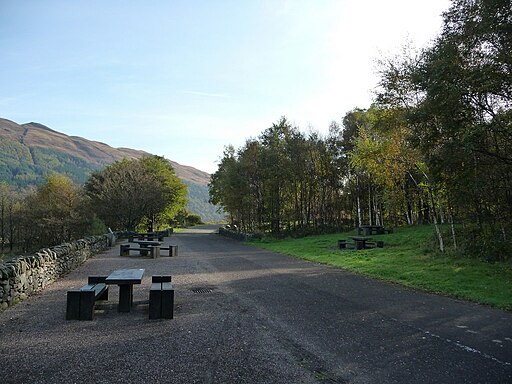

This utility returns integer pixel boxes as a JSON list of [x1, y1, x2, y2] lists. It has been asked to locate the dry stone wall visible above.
[[0, 235, 113, 309], [218, 227, 261, 241]]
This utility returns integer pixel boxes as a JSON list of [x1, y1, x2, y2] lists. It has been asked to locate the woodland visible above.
[[0, 156, 193, 254], [208, 0, 512, 261]]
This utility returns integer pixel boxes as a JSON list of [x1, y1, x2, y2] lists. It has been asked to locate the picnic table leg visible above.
[[118, 284, 133, 312], [66, 291, 81, 320], [150, 246, 160, 258]]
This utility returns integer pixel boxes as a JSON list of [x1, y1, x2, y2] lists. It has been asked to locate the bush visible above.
[[457, 224, 512, 262], [186, 213, 203, 226], [88, 217, 108, 235]]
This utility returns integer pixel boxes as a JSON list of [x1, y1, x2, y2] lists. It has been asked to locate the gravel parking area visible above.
[[0, 225, 511, 383]]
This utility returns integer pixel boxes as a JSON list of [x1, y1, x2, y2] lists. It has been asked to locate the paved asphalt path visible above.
[[0, 225, 511, 383]]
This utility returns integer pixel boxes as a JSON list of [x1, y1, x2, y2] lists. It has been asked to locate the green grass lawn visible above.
[[249, 225, 512, 311]]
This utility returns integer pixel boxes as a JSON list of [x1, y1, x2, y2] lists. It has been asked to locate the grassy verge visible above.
[[248, 225, 512, 311]]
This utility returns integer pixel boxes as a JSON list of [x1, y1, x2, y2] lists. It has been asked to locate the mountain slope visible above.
[[0, 118, 224, 222]]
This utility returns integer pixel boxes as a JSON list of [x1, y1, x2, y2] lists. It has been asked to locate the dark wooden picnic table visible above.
[[350, 236, 373, 250], [132, 240, 162, 248], [358, 225, 384, 236], [128, 232, 165, 242], [105, 268, 145, 312]]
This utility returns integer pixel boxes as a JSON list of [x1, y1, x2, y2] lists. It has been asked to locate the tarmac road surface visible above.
[[0, 225, 511, 383]]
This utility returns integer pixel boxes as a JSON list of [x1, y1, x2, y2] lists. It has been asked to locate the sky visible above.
[[0, 0, 452, 174]]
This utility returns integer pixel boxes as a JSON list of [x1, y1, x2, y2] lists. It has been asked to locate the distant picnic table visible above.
[[357, 225, 393, 236], [350, 236, 373, 250]]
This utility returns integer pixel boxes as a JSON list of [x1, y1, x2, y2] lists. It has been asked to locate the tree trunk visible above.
[[429, 189, 444, 252], [356, 175, 362, 227], [373, 193, 380, 226], [448, 200, 457, 250]]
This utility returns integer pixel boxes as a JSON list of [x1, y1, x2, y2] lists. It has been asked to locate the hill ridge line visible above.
[[0, 117, 223, 222]]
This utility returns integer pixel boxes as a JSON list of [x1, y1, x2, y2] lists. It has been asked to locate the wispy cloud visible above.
[[181, 90, 230, 99]]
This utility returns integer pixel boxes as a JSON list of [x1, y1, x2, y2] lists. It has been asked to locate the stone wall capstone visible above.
[[0, 235, 111, 309]]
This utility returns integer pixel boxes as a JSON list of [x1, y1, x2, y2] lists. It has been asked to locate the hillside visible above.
[[0, 117, 224, 222]]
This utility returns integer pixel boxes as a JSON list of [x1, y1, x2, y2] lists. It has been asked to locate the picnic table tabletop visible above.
[[132, 240, 161, 244], [105, 268, 145, 285]]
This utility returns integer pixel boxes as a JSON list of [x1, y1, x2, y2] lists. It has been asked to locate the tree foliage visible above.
[[209, 117, 350, 235], [370, 0, 512, 257], [0, 156, 187, 255], [15, 175, 94, 250], [85, 156, 187, 231], [209, 1, 511, 261]]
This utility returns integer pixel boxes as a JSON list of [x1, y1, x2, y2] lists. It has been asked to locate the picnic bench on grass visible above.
[[337, 239, 353, 249], [66, 276, 109, 321], [351, 236, 372, 250], [337, 238, 385, 250], [365, 240, 385, 248], [357, 225, 394, 236], [149, 275, 174, 319]]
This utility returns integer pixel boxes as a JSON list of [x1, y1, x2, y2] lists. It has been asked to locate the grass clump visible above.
[[249, 225, 512, 311]]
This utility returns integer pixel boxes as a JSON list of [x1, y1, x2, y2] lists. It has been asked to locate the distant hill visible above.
[[0, 117, 225, 223]]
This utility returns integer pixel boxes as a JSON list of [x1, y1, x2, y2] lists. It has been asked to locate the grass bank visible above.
[[249, 225, 512, 311]]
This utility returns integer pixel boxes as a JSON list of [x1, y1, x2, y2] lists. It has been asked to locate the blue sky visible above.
[[0, 0, 451, 173]]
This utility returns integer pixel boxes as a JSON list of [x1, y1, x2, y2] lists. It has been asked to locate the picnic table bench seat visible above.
[[337, 239, 353, 249], [149, 275, 174, 319], [337, 239, 384, 250], [66, 276, 109, 321], [365, 240, 385, 248], [120, 244, 160, 258], [159, 245, 178, 257]]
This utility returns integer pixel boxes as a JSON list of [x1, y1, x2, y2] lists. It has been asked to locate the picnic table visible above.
[[132, 240, 162, 248], [105, 268, 145, 312], [358, 225, 384, 236], [119, 243, 160, 258], [350, 236, 372, 250], [128, 232, 165, 242]]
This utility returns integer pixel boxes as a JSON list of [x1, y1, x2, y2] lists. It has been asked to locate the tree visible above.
[[259, 117, 294, 234], [138, 156, 188, 231], [371, 0, 512, 257], [411, 0, 512, 257], [210, 117, 353, 235], [209, 145, 244, 226], [18, 174, 92, 249], [0, 183, 17, 252], [174, 209, 203, 227], [342, 108, 375, 228], [85, 156, 187, 231]]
